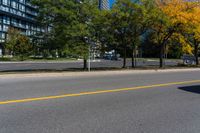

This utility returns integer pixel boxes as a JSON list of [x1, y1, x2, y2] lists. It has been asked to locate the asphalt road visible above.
[[0, 70, 200, 133], [0, 59, 178, 71]]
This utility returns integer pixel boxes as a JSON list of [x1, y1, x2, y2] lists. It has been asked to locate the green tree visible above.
[[66, 0, 100, 70], [94, 10, 119, 58], [126, 0, 157, 68], [32, 0, 99, 70], [32, 0, 78, 57], [104, 0, 156, 68], [108, 0, 133, 68]]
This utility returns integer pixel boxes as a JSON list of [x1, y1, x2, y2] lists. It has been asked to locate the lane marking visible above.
[[0, 80, 200, 105]]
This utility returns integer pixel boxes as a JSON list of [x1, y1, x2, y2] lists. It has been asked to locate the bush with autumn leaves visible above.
[[6, 27, 32, 61]]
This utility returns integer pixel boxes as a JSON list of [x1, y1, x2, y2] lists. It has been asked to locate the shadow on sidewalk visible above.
[[178, 85, 200, 94]]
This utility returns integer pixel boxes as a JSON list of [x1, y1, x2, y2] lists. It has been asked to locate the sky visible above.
[[109, 0, 115, 7]]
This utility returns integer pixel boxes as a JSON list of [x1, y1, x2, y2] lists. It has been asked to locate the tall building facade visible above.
[[99, 0, 110, 10], [0, 0, 43, 55]]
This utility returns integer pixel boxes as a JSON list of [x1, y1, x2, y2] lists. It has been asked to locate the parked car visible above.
[[103, 53, 118, 60], [182, 54, 196, 65]]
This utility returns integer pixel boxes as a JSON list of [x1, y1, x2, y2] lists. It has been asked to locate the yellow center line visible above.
[[0, 79, 200, 105]]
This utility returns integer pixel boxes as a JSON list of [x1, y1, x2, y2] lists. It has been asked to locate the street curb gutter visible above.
[[0, 68, 199, 79]]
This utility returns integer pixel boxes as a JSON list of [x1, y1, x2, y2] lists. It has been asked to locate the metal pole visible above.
[[88, 45, 91, 72]]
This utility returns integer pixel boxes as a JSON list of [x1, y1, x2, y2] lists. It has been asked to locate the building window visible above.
[[11, 1, 18, 9], [2, 0, 10, 6]]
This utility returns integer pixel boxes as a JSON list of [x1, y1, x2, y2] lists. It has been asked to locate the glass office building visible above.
[[99, 0, 109, 10], [0, 0, 43, 55]]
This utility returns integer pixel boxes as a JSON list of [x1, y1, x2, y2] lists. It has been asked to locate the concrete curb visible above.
[[0, 68, 199, 79]]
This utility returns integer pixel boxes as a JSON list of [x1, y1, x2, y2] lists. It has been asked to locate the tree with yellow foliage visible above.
[[154, 0, 200, 67], [186, 4, 200, 65], [176, 0, 200, 65], [151, 0, 182, 67]]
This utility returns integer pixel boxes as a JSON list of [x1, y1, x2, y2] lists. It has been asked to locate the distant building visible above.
[[99, 0, 110, 10], [0, 0, 43, 55]]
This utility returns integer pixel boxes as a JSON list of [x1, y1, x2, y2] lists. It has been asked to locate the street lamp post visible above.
[[88, 45, 91, 72], [85, 36, 91, 72]]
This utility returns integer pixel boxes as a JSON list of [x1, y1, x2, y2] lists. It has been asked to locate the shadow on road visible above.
[[178, 85, 200, 94]]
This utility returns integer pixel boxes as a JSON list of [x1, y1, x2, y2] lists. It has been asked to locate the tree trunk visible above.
[[132, 53, 135, 68], [131, 46, 135, 68], [194, 40, 199, 66], [83, 59, 87, 70], [132, 46, 137, 68], [134, 46, 137, 67], [123, 45, 127, 68], [2, 45, 5, 57], [160, 44, 165, 68], [20, 55, 24, 61]]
